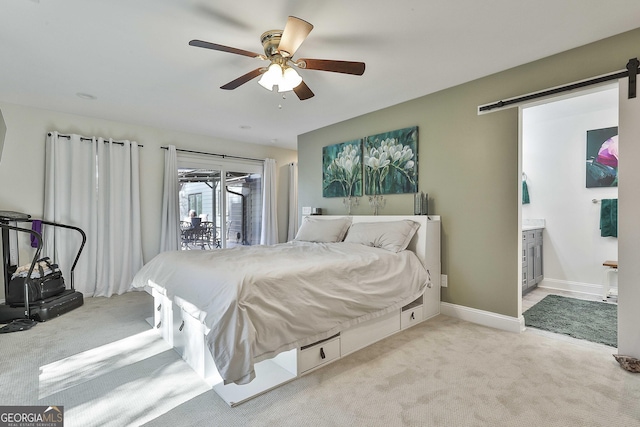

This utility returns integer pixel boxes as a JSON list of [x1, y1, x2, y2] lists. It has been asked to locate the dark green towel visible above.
[[600, 198, 618, 237], [522, 180, 530, 204]]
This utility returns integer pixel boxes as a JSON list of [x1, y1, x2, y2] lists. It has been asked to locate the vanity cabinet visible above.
[[522, 229, 543, 294]]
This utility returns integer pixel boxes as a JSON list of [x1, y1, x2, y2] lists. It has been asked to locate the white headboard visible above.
[[316, 215, 441, 286]]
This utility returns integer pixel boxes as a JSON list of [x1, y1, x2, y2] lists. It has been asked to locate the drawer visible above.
[[152, 288, 163, 329], [152, 289, 173, 345], [172, 303, 186, 357], [172, 305, 211, 377], [173, 306, 202, 358], [401, 305, 424, 329], [299, 335, 340, 374], [535, 229, 543, 243], [341, 310, 399, 356]]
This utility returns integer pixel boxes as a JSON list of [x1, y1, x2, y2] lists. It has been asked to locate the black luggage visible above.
[[6, 258, 66, 304], [0, 304, 26, 324], [28, 289, 84, 322]]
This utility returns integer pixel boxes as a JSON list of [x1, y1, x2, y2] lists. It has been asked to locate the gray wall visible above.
[[298, 27, 640, 318]]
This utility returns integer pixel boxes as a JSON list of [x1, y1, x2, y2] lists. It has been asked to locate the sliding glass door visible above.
[[177, 154, 262, 249], [178, 168, 220, 249], [225, 170, 262, 246]]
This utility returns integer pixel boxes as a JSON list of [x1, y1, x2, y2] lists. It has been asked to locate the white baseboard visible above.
[[539, 278, 609, 297], [440, 302, 525, 333]]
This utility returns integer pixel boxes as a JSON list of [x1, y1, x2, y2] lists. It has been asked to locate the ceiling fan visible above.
[[188, 16, 366, 101]]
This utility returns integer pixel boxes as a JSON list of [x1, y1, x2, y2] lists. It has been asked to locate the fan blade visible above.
[[293, 80, 314, 100], [296, 58, 365, 75], [189, 40, 264, 59], [220, 68, 265, 90], [277, 16, 313, 58], [191, 5, 253, 31]]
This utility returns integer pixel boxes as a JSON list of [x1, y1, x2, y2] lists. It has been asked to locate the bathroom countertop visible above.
[[522, 219, 545, 231]]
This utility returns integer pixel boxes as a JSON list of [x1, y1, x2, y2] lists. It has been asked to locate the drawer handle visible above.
[[156, 320, 162, 328], [179, 320, 185, 332], [157, 303, 162, 311], [410, 312, 415, 320], [320, 347, 326, 359]]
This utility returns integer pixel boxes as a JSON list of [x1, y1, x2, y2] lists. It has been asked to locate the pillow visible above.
[[294, 216, 352, 243], [344, 220, 420, 252]]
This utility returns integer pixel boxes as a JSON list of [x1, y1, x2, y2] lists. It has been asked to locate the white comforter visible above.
[[131, 241, 428, 385]]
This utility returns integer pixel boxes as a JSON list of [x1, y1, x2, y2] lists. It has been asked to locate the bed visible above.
[[132, 215, 441, 406]]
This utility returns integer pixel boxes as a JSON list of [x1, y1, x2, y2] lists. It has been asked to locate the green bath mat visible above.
[[524, 294, 617, 347]]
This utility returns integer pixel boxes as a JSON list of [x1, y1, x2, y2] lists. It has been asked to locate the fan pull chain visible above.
[[278, 93, 287, 109]]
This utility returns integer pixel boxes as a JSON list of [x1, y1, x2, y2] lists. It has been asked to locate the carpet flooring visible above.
[[1, 291, 638, 426], [523, 294, 617, 347]]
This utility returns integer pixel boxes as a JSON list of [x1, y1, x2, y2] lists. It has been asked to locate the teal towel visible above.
[[600, 198, 618, 237], [522, 180, 530, 204]]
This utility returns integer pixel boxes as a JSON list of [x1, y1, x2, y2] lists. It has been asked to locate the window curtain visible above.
[[160, 145, 180, 251], [43, 131, 143, 297], [287, 162, 298, 241], [260, 158, 278, 245]]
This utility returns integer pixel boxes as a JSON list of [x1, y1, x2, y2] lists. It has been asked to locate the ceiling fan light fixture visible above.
[[258, 63, 302, 93], [258, 63, 282, 91], [277, 66, 303, 92]]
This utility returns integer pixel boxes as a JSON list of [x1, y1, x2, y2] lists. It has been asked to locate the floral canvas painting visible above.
[[586, 126, 618, 188], [322, 139, 363, 197], [364, 126, 418, 195]]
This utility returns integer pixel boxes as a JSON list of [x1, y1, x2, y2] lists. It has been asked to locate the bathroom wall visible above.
[[522, 86, 618, 294]]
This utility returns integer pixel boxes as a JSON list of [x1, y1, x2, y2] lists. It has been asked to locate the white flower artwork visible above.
[[364, 126, 418, 196], [322, 140, 363, 198]]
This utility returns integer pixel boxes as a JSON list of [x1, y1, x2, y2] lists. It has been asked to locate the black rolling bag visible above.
[[6, 258, 66, 304]]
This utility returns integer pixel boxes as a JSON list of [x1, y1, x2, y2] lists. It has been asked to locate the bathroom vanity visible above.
[[522, 220, 544, 295]]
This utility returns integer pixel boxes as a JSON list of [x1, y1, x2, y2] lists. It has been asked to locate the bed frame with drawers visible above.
[[150, 215, 441, 406]]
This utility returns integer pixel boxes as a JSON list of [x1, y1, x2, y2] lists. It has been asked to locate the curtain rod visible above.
[[161, 146, 264, 163], [479, 57, 638, 113], [48, 132, 143, 147]]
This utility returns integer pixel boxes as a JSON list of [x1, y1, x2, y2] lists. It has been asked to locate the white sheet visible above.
[[131, 241, 428, 385]]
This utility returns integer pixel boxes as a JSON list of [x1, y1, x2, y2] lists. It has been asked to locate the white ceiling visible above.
[[1, 1, 639, 151]]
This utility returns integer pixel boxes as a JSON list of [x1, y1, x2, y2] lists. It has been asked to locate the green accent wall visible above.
[[298, 27, 640, 318]]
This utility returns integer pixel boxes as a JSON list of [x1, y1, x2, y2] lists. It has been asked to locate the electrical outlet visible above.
[[302, 206, 312, 215], [441, 274, 448, 287]]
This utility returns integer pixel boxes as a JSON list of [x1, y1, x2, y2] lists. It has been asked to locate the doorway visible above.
[[519, 84, 619, 337]]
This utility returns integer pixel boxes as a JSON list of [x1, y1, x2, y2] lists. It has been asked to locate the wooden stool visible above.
[[602, 260, 618, 301]]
